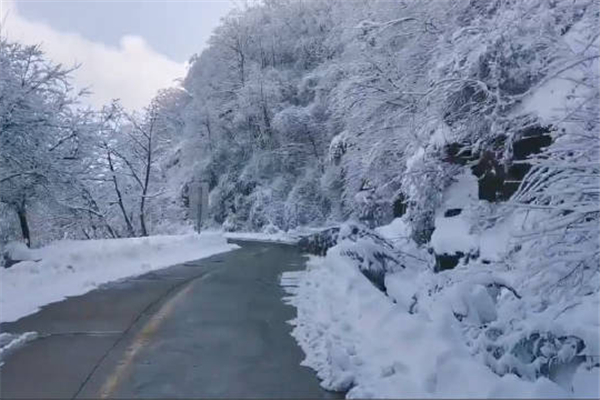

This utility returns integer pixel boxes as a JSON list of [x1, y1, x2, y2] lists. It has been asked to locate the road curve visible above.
[[0, 240, 341, 399]]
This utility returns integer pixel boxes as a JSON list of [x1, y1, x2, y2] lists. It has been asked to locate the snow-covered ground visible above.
[[0, 332, 38, 366], [0, 233, 239, 323], [282, 218, 599, 398]]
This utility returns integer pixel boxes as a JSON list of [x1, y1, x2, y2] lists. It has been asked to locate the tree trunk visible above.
[[139, 126, 153, 237], [239, 51, 245, 85], [204, 117, 213, 154], [260, 80, 272, 140], [17, 204, 31, 247], [107, 149, 135, 237], [308, 135, 323, 173]]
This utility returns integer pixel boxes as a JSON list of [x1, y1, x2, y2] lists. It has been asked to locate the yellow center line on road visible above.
[[98, 280, 198, 398]]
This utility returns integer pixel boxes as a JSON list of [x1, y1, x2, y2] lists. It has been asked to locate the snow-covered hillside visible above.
[[157, 0, 598, 241]]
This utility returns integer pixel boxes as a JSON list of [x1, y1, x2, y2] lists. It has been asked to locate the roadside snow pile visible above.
[[2, 242, 38, 268], [282, 222, 599, 398], [0, 332, 38, 366], [0, 233, 238, 322]]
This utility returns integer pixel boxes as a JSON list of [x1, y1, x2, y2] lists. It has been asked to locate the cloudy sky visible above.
[[0, 0, 234, 110]]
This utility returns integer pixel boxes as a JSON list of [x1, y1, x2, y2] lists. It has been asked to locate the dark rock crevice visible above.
[[443, 124, 553, 202]]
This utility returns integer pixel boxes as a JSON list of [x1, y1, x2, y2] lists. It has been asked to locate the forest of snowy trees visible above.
[[1, 0, 599, 394], [0, 40, 187, 244], [4, 0, 598, 291], [2, 0, 598, 247]]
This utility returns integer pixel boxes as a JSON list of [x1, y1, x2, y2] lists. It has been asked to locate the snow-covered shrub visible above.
[[354, 186, 393, 229], [299, 222, 403, 292], [247, 186, 285, 230], [334, 224, 403, 292], [402, 147, 458, 245], [284, 169, 330, 230]]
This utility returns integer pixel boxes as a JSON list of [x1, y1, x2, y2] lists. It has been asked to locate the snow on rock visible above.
[[0, 233, 238, 323], [431, 170, 478, 256], [375, 217, 412, 243], [430, 169, 526, 267]]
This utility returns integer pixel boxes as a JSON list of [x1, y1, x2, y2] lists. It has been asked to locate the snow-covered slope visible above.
[[276, 2, 598, 396], [283, 220, 599, 398]]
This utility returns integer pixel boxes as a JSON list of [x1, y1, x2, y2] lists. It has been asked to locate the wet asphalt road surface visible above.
[[0, 240, 341, 399]]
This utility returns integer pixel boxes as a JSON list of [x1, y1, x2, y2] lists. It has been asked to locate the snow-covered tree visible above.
[[0, 38, 86, 245]]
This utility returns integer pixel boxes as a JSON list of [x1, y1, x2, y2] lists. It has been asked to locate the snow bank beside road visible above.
[[0, 332, 38, 366], [282, 233, 599, 398], [0, 233, 238, 323]]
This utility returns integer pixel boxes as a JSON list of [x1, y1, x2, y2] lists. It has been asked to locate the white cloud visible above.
[[1, 0, 187, 110]]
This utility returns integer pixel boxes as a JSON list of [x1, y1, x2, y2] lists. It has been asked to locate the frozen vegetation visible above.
[[0, 0, 598, 397]]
